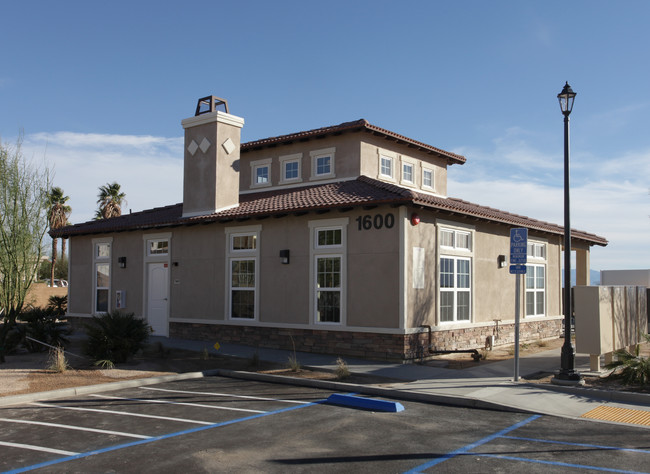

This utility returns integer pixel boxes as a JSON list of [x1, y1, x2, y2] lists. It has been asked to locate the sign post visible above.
[[509, 228, 527, 381]]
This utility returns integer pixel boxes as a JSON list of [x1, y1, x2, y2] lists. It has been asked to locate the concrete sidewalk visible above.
[[153, 336, 650, 424]]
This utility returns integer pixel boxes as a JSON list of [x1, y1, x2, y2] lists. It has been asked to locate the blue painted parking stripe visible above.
[[503, 435, 650, 454], [4, 398, 324, 474], [478, 453, 646, 474], [402, 414, 541, 473]]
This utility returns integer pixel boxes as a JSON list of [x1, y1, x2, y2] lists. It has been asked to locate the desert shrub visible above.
[[47, 346, 69, 373], [606, 334, 650, 386], [47, 295, 68, 317], [16, 307, 71, 352], [84, 310, 150, 364], [335, 357, 350, 380]]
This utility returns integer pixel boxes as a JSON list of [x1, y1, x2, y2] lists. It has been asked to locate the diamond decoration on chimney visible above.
[[199, 137, 211, 153], [187, 140, 199, 156], [222, 137, 235, 155]]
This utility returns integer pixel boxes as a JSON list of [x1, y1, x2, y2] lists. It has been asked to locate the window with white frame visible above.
[[525, 265, 546, 316], [93, 239, 112, 314], [440, 228, 472, 251], [279, 153, 302, 184], [250, 159, 272, 188], [225, 226, 261, 320], [439, 225, 473, 323], [400, 157, 417, 186], [380, 155, 393, 179], [525, 241, 547, 316], [402, 162, 414, 184], [439, 256, 471, 322], [309, 218, 347, 324], [422, 167, 434, 190], [310, 147, 335, 180], [147, 239, 169, 256], [527, 242, 547, 259]]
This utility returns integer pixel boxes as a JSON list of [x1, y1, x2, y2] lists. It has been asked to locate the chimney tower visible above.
[[181, 96, 244, 217]]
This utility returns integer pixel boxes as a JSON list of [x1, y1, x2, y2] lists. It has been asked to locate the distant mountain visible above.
[[562, 269, 600, 287]]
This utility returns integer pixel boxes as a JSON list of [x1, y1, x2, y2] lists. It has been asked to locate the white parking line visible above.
[[0, 417, 151, 439], [140, 386, 310, 404], [91, 394, 267, 414], [30, 402, 214, 425], [0, 440, 79, 456]]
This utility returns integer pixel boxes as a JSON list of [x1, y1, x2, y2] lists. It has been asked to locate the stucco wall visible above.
[[240, 134, 362, 190]]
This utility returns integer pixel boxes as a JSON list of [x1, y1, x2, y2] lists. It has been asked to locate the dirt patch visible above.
[[0, 339, 398, 397], [2, 337, 648, 397]]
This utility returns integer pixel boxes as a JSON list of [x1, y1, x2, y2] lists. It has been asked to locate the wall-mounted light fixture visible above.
[[279, 249, 290, 265], [497, 255, 507, 268], [410, 213, 420, 226], [118, 257, 127, 269]]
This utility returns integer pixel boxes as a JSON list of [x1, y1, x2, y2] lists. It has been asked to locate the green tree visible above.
[[46, 187, 71, 286], [95, 182, 126, 220], [0, 135, 52, 363]]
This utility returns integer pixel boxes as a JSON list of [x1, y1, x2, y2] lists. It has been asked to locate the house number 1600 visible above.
[[355, 213, 395, 230]]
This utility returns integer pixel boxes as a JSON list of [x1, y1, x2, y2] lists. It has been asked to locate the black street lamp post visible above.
[[555, 82, 581, 383]]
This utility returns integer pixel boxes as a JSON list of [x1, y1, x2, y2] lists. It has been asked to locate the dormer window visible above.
[[400, 156, 417, 187], [380, 155, 393, 178], [310, 147, 336, 180], [422, 167, 434, 190], [250, 158, 272, 188], [279, 153, 303, 184]]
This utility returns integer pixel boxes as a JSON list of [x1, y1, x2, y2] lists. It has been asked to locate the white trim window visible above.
[[147, 239, 169, 256], [310, 147, 335, 180], [439, 256, 471, 322], [225, 226, 261, 320], [422, 167, 434, 190], [380, 155, 393, 179], [251, 158, 272, 188], [526, 241, 547, 316], [309, 218, 348, 324], [400, 157, 417, 186], [279, 153, 302, 184], [440, 228, 472, 251], [438, 224, 473, 323], [93, 238, 112, 314]]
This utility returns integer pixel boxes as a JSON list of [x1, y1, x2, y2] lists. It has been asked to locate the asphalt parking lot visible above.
[[1, 375, 649, 473]]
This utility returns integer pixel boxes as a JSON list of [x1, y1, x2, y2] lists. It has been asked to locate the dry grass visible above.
[[335, 357, 351, 380], [46, 347, 69, 373]]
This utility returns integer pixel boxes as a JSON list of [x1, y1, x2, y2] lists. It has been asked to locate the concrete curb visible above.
[[1, 367, 648, 416], [209, 369, 534, 414], [0, 371, 208, 407]]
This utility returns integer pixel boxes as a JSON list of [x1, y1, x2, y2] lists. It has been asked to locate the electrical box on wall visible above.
[[116, 290, 126, 309]]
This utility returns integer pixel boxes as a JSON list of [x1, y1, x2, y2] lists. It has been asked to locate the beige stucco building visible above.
[[52, 96, 607, 360]]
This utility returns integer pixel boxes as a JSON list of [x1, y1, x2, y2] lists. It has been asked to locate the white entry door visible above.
[[147, 262, 169, 336]]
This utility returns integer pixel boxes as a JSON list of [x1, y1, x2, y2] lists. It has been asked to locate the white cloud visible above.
[[23, 131, 184, 225], [449, 131, 650, 271]]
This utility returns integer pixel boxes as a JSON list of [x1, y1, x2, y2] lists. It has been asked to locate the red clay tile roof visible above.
[[51, 176, 607, 247], [241, 119, 467, 165]]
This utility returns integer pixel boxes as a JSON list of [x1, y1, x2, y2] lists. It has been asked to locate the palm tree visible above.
[[47, 187, 71, 286], [96, 182, 126, 220]]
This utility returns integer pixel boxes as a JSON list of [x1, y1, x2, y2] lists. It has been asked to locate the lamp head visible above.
[[557, 81, 576, 116]]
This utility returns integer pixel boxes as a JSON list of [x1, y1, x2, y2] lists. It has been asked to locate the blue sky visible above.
[[1, 0, 648, 271]]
